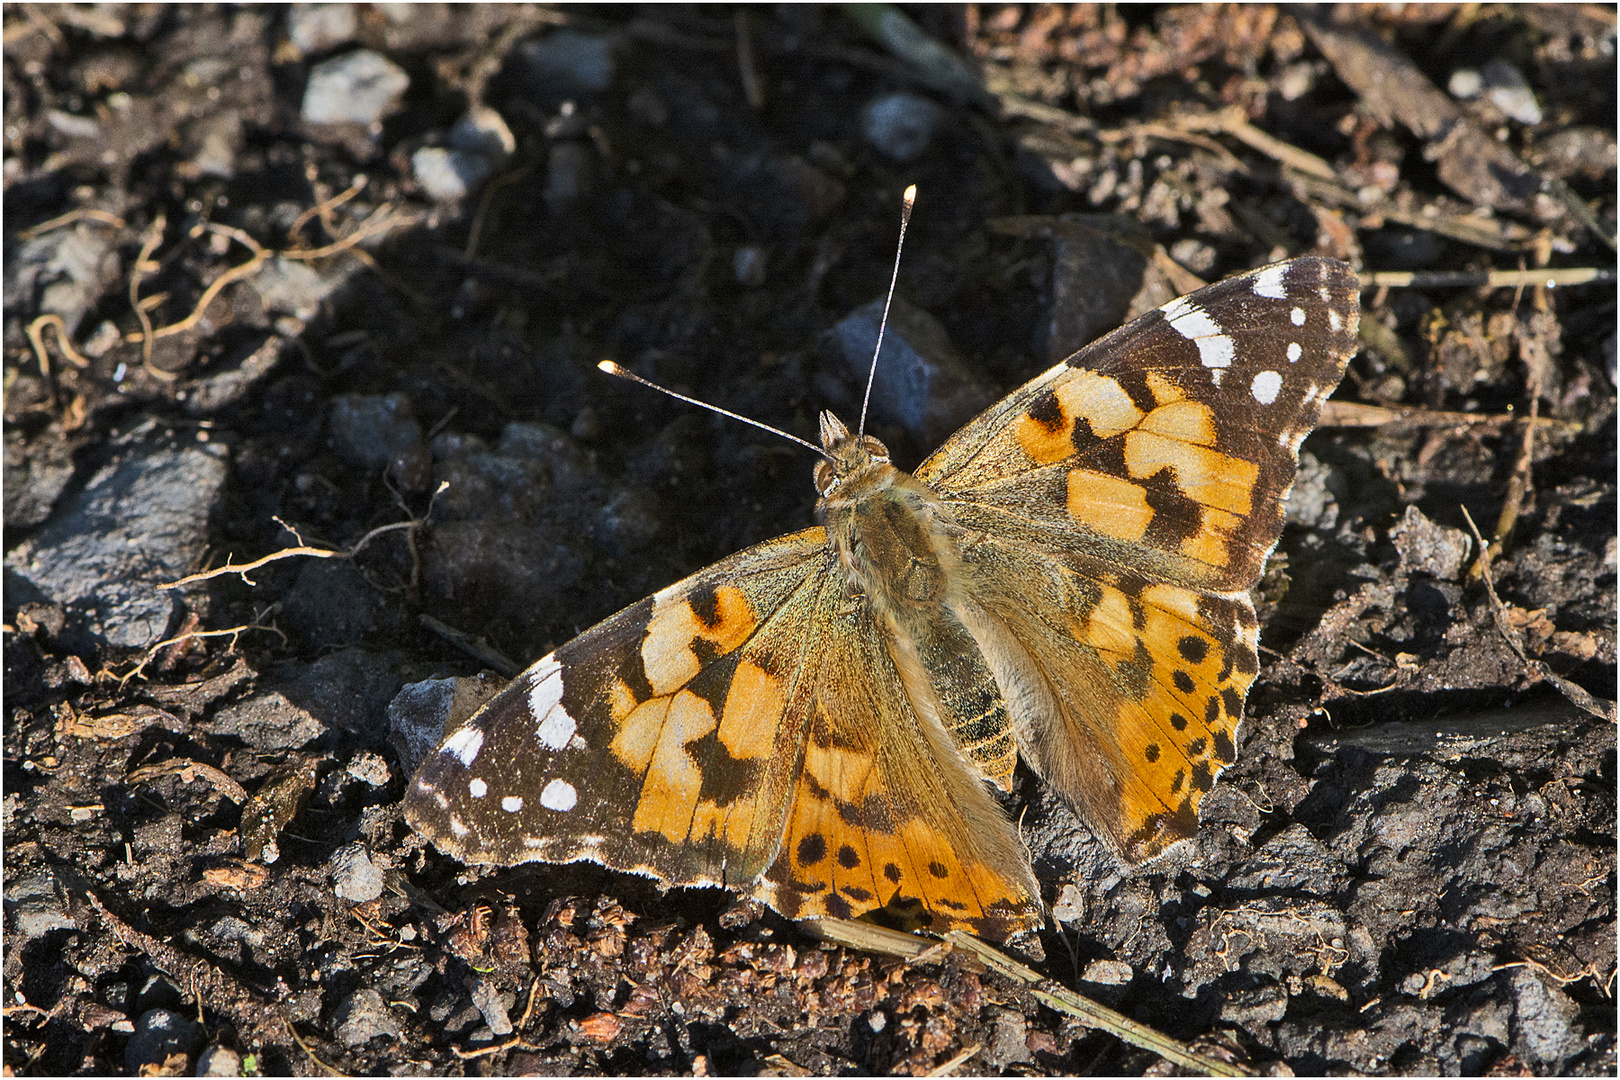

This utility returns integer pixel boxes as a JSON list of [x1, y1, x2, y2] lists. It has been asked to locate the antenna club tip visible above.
[[597, 360, 622, 374], [903, 184, 917, 205]]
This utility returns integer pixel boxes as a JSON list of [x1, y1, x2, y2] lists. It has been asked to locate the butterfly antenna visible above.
[[597, 361, 829, 459], [857, 184, 917, 438]]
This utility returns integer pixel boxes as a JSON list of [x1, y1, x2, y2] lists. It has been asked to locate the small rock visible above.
[[3, 223, 122, 337], [1045, 217, 1168, 362], [330, 843, 385, 903], [195, 1043, 242, 1077], [468, 977, 514, 1036], [733, 245, 767, 288], [983, 1008, 1031, 1069], [1481, 59, 1543, 125], [124, 1009, 200, 1073], [4, 440, 227, 648], [186, 112, 241, 179], [412, 147, 492, 202], [388, 674, 506, 776], [1391, 505, 1472, 580], [860, 91, 945, 162], [252, 255, 346, 321], [591, 488, 662, 558], [517, 30, 616, 95], [831, 298, 995, 448], [1286, 450, 1342, 530], [1219, 979, 1288, 1027], [329, 393, 424, 471], [1226, 824, 1348, 896], [347, 750, 391, 787], [3, 868, 76, 939], [4, 426, 77, 530], [334, 988, 402, 1046], [301, 49, 410, 127], [1510, 967, 1583, 1071], [1081, 959, 1134, 986], [287, 3, 357, 55], [450, 105, 516, 161], [544, 142, 593, 207]]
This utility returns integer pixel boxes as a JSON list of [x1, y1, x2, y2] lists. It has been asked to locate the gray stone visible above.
[[1510, 967, 1582, 1071], [335, 988, 402, 1046], [981, 1007, 1030, 1069], [412, 146, 492, 202], [388, 674, 506, 776], [329, 393, 424, 471], [301, 49, 409, 126], [1286, 450, 1342, 530], [590, 488, 662, 558], [450, 105, 516, 161], [4, 439, 227, 648], [860, 91, 944, 162], [733, 245, 768, 288], [831, 298, 995, 448], [287, 3, 357, 55], [468, 976, 514, 1036], [4, 426, 77, 530], [4, 223, 122, 336], [125, 1009, 200, 1072], [4, 869, 75, 939], [1391, 505, 1472, 580], [209, 690, 326, 752], [517, 30, 616, 95], [329, 843, 384, 903], [346, 750, 391, 787], [1481, 59, 1543, 125], [195, 1043, 242, 1077], [251, 255, 346, 321], [1219, 978, 1289, 1026]]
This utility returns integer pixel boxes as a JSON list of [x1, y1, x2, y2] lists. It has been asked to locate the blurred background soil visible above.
[[3, 4, 1615, 1075]]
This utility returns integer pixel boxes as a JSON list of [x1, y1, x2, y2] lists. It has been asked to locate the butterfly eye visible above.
[[813, 460, 837, 494], [861, 435, 889, 461]]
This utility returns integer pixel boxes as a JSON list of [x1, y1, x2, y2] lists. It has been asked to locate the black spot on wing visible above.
[[1178, 636, 1208, 665], [1027, 389, 1064, 430], [797, 834, 827, 866], [836, 844, 861, 869]]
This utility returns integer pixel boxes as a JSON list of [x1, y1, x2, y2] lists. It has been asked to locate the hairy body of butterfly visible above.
[[405, 255, 1361, 941]]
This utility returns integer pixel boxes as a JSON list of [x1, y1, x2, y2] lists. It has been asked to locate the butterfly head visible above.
[[813, 411, 890, 497]]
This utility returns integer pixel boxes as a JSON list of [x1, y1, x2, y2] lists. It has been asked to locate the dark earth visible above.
[[4, 5, 1616, 1076]]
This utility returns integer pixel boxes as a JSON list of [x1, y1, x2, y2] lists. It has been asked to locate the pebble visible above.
[[1082, 959, 1134, 986], [329, 843, 385, 903], [831, 298, 993, 447], [301, 49, 410, 127], [733, 245, 768, 288], [124, 1009, 199, 1073], [4, 426, 78, 530], [1510, 966, 1583, 1070], [251, 255, 346, 321], [412, 147, 492, 202], [860, 91, 944, 162], [346, 750, 392, 787], [4, 223, 122, 337], [4, 440, 227, 648], [983, 1008, 1031, 1069], [286, 3, 358, 56], [451, 105, 516, 161], [334, 988, 402, 1046], [387, 674, 506, 776], [329, 393, 424, 471], [1391, 505, 1472, 580], [517, 29, 616, 95], [195, 1044, 242, 1077], [3, 869, 76, 939]]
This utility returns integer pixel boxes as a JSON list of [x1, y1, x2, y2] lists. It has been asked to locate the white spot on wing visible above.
[[1251, 370, 1283, 404], [1329, 309, 1343, 332], [441, 725, 484, 766], [449, 815, 468, 837], [1252, 264, 1287, 299], [468, 778, 487, 798], [1287, 342, 1302, 362], [1162, 296, 1235, 370], [501, 795, 524, 813], [1291, 307, 1306, 327], [540, 779, 577, 812], [535, 708, 576, 752]]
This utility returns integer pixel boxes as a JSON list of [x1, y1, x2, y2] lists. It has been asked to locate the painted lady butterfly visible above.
[[405, 251, 1360, 941]]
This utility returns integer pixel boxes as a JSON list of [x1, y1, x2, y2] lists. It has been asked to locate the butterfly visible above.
[[404, 254, 1360, 942]]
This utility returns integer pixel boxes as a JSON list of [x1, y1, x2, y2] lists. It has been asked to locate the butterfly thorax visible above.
[[812, 411, 960, 613]]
